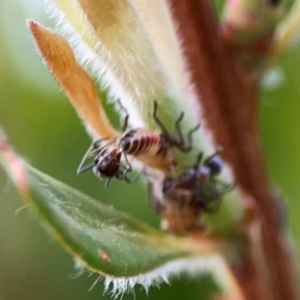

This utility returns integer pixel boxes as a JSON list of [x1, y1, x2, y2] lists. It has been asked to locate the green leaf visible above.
[[27, 165, 194, 276], [0, 139, 222, 278]]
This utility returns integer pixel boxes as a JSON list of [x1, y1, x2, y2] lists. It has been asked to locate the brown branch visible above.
[[167, 0, 297, 299]]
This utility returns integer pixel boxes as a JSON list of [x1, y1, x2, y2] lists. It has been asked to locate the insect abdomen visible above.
[[121, 130, 161, 156]]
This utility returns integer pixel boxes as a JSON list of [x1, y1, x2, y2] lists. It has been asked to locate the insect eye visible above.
[[205, 155, 223, 175]]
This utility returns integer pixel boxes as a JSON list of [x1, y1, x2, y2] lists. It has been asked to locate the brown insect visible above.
[[151, 151, 231, 233], [162, 151, 228, 212], [77, 100, 199, 186]]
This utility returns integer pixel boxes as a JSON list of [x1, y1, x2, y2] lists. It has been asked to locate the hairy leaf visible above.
[[0, 136, 223, 278]]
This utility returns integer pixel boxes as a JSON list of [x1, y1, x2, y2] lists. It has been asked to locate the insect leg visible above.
[[186, 124, 201, 149], [131, 171, 141, 183], [153, 100, 199, 152], [153, 100, 184, 147], [122, 152, 133, 175], [122, 171, 140, 184], [173, 111, 185, 145], [104, 178, 111, 188], [176, 123, 200, 152], [194, 152, 204, 167], [153, 100, 170, 135], [113, 152, 133, 182], [116, 99, 130, 131]]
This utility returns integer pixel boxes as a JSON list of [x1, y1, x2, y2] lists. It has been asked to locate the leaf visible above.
[[28, 20, 117, 140], [0, 135, 222, 279], [27, 166, 196, 276], [43, 0, 195, 131]]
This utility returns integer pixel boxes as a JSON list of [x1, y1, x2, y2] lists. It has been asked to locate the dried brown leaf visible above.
[[28, 20, 117, 139]]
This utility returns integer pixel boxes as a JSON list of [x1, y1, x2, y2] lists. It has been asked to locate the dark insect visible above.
[[162, 151, 230, 212], [151, 151, 232, 233], [77, 100, 199, 186]]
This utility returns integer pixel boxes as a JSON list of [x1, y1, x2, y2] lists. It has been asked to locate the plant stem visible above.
[[167, 0, 297, 299]]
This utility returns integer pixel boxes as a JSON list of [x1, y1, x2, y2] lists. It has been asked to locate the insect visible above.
[[151, 151, 231, 233], [162, 151, 230, 212], [77, 100, 199, 186]]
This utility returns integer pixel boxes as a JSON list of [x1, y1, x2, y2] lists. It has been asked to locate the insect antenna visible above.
[[77, 162, 95, 174], [77, 138, 115, 174], [77, 143, 96, 174], [89, 140, 116, 156]]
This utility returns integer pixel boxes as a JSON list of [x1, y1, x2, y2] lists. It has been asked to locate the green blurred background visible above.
[[0, 1, 300, 299]]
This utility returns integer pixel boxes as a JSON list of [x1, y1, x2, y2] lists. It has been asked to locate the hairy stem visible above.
[[168, 0, 297, 299]]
